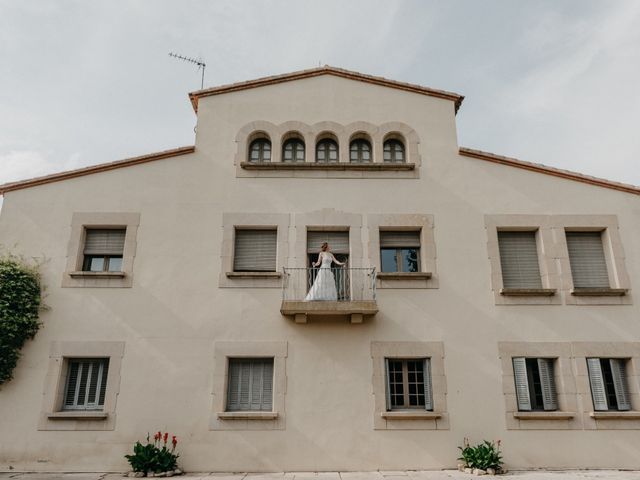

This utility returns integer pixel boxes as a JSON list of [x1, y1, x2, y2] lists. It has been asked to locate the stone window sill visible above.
[[500, 288, 556, 297], [513, 411, 575, 420], [225, 271, 282, 279], [217, 411, 279, 420], [68, 271, 126, 279], [590, 411, 640, 419], [47, 411, 109, 420], [381, 411, 441, 420], [571, 288, 628, 297], [377, 272, 432, 280], [240, 161, 415, 171]]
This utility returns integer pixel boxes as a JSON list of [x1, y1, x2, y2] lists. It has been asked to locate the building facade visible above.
[[0, 66, 639, 472]]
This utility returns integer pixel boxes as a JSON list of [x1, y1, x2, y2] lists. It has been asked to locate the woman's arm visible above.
[[331, 254, 346, 266], [313, 253, 322, 267]]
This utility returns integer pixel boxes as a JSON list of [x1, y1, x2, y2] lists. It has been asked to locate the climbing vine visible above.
[[0, 254, 44, 385]]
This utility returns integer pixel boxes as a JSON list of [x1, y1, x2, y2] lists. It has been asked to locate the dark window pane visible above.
[[381, 249, 398, 272], [107, 256, 123, 272], [401, 248, 420, 272]]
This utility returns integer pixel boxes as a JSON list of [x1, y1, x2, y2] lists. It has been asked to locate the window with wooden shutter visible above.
[[512, 357, 557, 411], [307, 231, 349, 254], [498, 231, 542, 289], [587, 358, 631, 411], [233, 229, 277, 272], [566, 231, 610, 288], [226, 358, 274, 411], [63, 358, 109, 411], [380, 231, 421, 273], [384, 358, 433, 411], [82, 228, 126, 272]]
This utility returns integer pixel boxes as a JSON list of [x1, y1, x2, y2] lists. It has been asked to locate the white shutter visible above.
[[233, 229, 277, 272], [384, 359, 391, 411], [610, 359, 631, 411], [512, 357, 532, 411], [537, 358, 558, 411], [566, 232, 610, 288], [380, 231, 421, 248], [84, 229, 126, 255], [227, 359, 274, 412], [307, 231, 349, 254], [587, 358, 608, 411], [63, 358, 109, 410], [423, 358, 434, 411], [498, 231, 542, 289]]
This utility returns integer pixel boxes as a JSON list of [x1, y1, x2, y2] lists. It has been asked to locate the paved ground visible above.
[[2, 471, 640, 480]]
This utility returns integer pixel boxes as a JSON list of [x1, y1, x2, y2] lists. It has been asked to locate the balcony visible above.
[[281, 267, 378, 323]]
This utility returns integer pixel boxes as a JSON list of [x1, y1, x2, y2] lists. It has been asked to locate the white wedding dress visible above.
[[305, 252, 338, 301]]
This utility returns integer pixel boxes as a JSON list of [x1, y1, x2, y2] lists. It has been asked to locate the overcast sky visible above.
[[1, 1, 639, 190]]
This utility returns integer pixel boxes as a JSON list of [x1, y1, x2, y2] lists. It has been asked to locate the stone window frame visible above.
[[210, 341, 287, 431], [219, 213, 290, 288], [38, 341, 125, 431], [235, 120, 421, 179], [498, 342, 580, 430], [62, 212, 140, 288], [367, 213, 437, 289], [485, 215, 560, 305], [572, 342, 640, 429], [293, 209, 363, 268], [371, 341, 448, 430], [553, 215, 632, 305]]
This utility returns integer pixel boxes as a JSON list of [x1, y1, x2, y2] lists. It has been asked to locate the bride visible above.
[[305, 242, 347, 301]]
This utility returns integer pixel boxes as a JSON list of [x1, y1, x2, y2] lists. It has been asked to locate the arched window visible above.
[[383, 139, 405, 163], [248, 138, 271, 162], [283, 138, 305, 162], [350, 139, 372, 163], [316, 139, 339, 163]]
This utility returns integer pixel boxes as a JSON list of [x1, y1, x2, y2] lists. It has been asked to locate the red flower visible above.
[[163, 432, 168, 444], [154, 431, 161, 441], [172, 436, 177, 448]]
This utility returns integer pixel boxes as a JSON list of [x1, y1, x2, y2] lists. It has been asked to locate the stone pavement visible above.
[[2, 471, 640, 480]]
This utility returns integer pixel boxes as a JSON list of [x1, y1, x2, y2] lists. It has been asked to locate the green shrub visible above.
[[125, 432, 180, 474], [0, 254, 43, 385], [458, 438, 503, 471]]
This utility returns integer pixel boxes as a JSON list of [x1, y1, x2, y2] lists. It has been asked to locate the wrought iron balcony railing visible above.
[[281, 267, 377, 323]]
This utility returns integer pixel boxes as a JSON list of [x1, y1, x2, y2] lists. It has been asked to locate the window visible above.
[[587, 358, 631, 412], [63, 358, 109, 411], [82, 228, 125, 272], [383, 139, 405, 163], [316, 138, 338, 163], [497, 231, 542, 289], [282, 138, 305, 162], [380, 231, 420, 273], [233, 229, 277, 272], [349, 139, 372, 163], [226, 358, 274, 412], [248, 138, 271, 162], [385, 358, 433, 411], [566, 231, 609, 289], [512, 357, 557, 411]]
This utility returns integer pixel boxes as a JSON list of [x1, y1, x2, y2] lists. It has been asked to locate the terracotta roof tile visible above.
[[0, 146, 195, 195], [188, 65, 465, 114], [459, 147, 640, 196]]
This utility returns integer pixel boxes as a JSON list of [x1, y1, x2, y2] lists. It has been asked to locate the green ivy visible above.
[[0, 255, 43, 385]]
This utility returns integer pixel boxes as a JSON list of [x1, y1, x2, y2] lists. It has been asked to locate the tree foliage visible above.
[[0, 255, 43, 385]]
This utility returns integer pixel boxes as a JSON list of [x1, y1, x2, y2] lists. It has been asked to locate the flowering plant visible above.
[[125, 431, 180, 475], [458, 438, 503, 471]]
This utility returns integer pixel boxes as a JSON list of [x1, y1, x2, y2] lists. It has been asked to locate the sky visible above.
[[1, 0, 639, 190]]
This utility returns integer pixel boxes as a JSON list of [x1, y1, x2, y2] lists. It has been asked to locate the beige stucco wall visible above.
[[1, 74, 639, 472]]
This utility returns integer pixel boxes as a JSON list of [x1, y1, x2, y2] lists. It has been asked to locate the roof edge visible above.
[[0, 146, 196, 195], [459, 147, 640, 196], [188, 66, 464, 114]]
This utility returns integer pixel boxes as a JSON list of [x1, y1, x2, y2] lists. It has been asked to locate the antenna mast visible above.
[[169, 52, 206, 89]]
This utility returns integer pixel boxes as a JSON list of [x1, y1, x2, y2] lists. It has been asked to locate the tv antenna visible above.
[[169, 52, 206, 89]]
